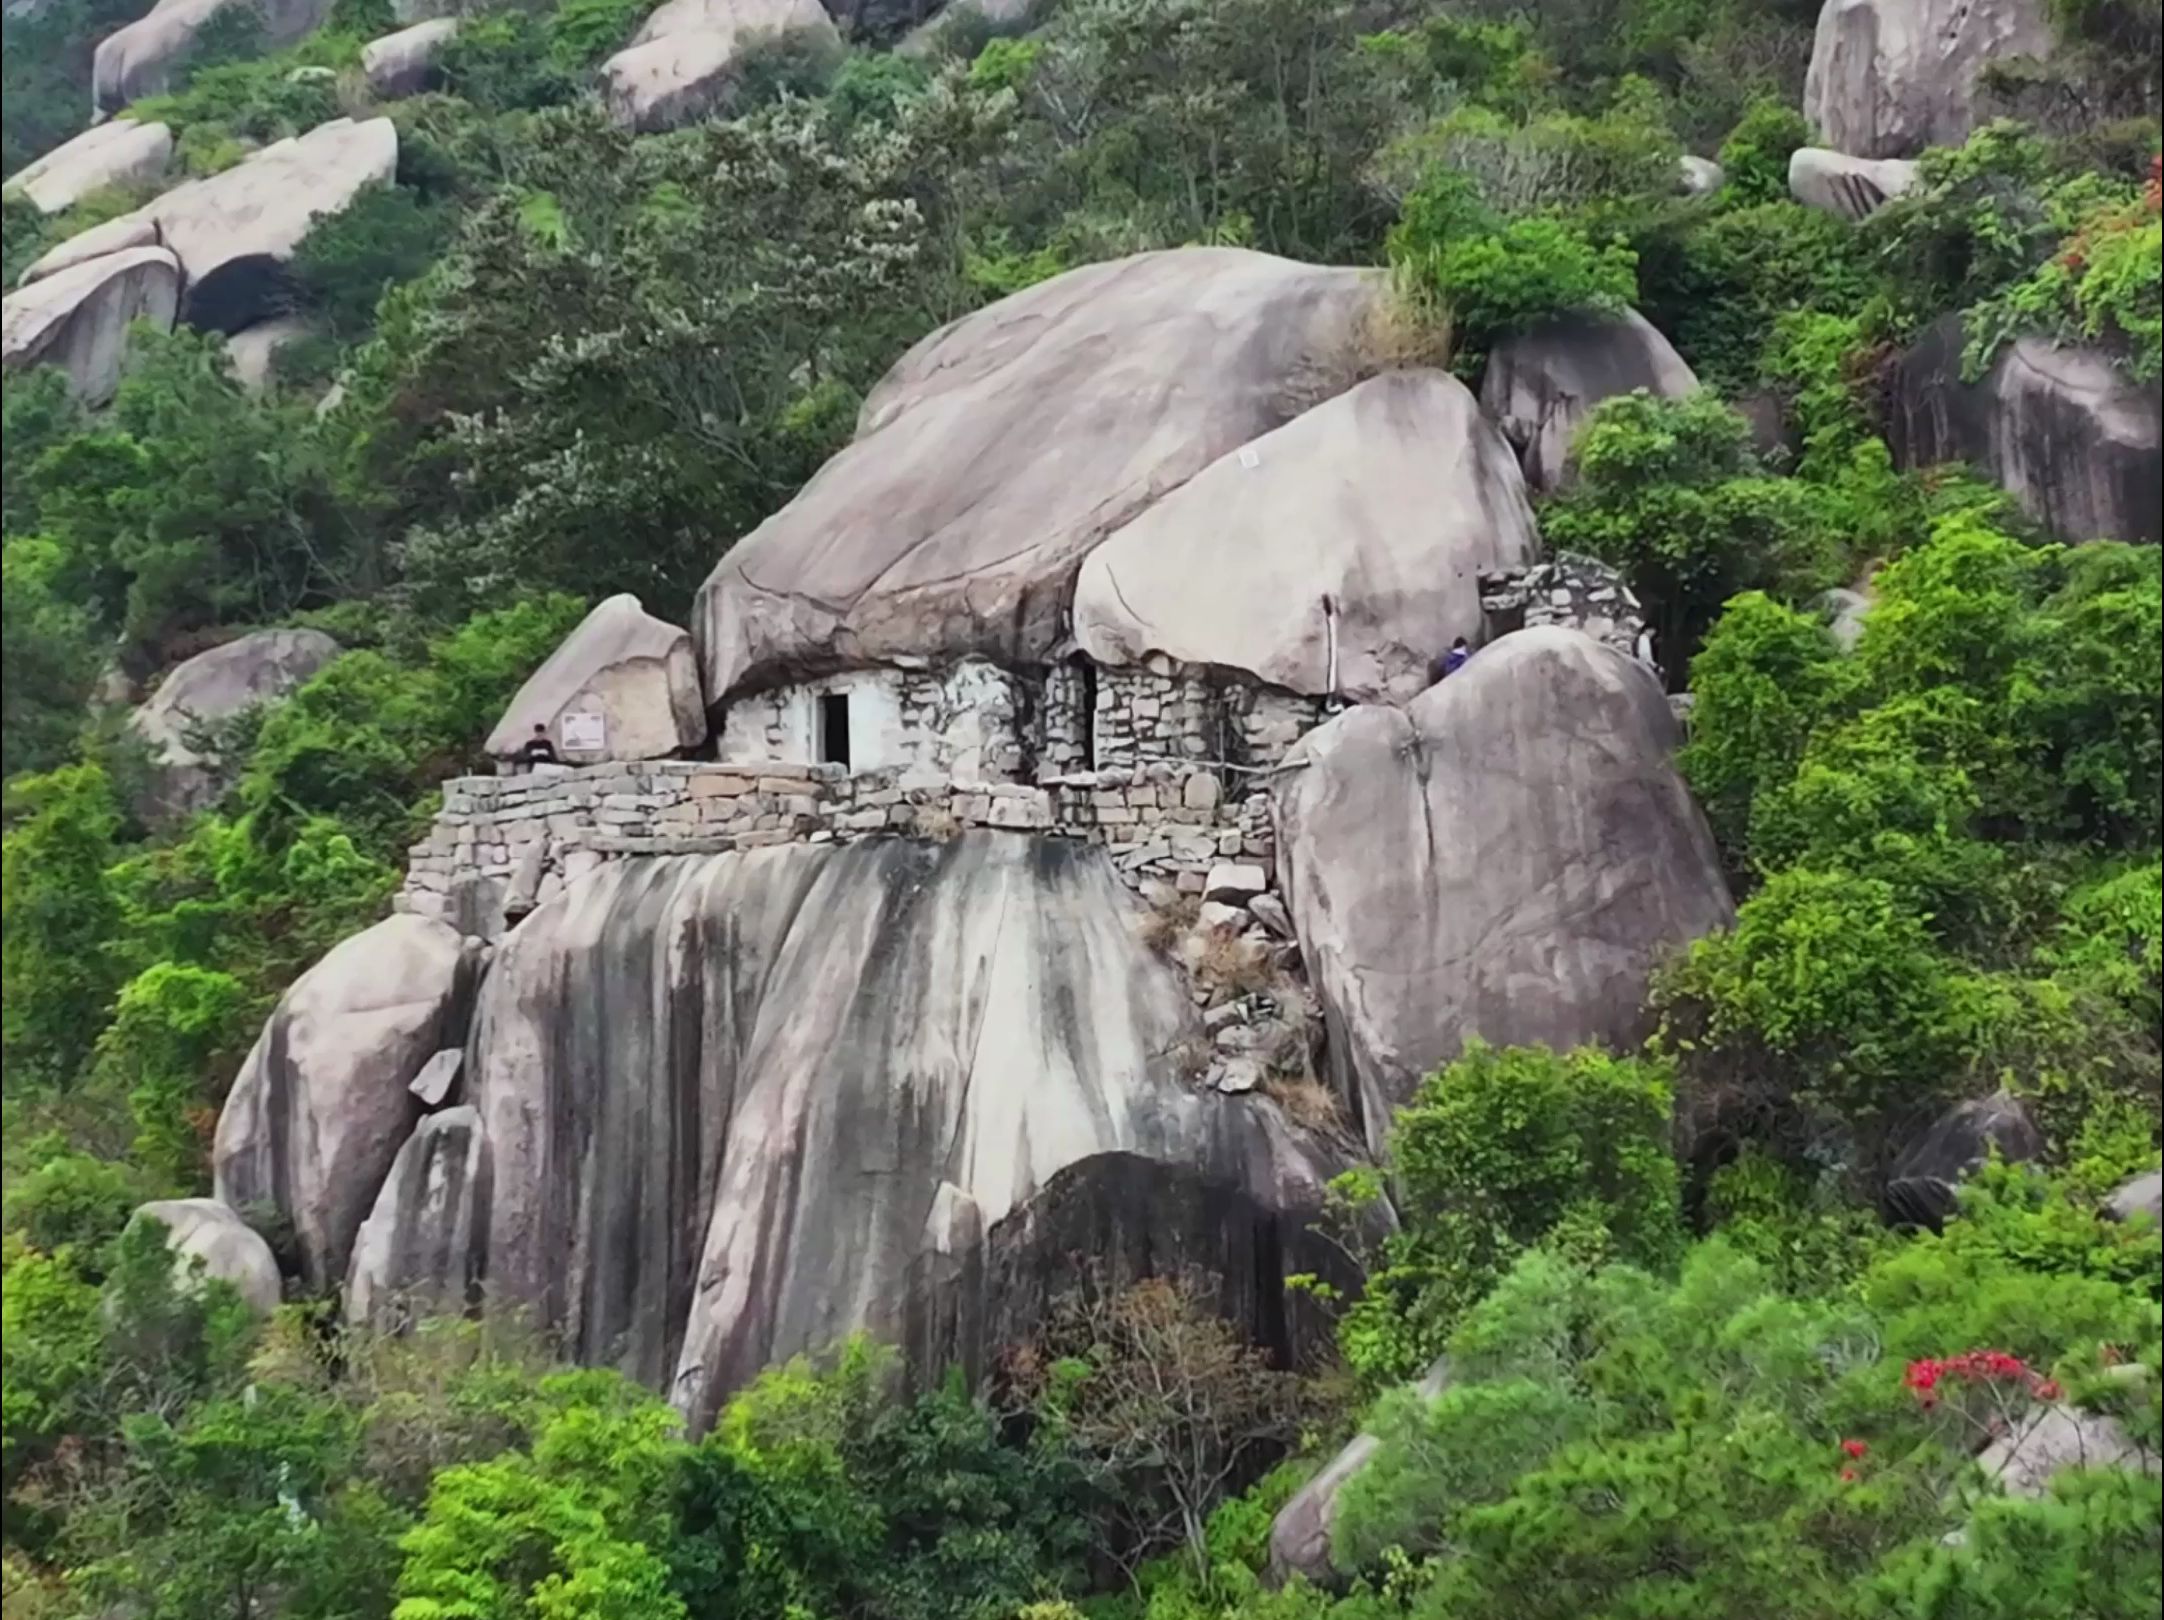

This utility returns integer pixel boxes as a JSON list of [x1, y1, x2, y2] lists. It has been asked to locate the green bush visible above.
[[1540, 389, 1843, 658], [1335, 1042, 1684, 1384], [1714, 95, 1809, 205]]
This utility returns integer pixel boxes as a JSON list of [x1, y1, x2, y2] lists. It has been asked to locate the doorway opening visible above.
[[817, 693, 852, 770]]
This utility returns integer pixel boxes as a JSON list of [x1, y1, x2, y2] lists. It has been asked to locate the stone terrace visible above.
[[399, 757, 1281, 935]]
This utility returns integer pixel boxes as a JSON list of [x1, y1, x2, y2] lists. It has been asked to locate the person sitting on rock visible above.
[[516, 723, 559, 771], [1430, 637, 1471, 683], [1634, 624, 1661, 678]]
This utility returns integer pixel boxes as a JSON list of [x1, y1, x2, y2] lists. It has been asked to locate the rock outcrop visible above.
[[601, 0, 839, 133], [1814, 585, 1872, 651], [1, 244, 180, 404], [1274, 628, 1732, 1153], [361, 16, 458, 97], [1882, 1092, 2042, 1228], [696, 248, 1381, 700], [335, 836, 1345, 1429], [484, 594, 708, 764], [1976, 1386, 2158, 1499], [2106, 1169, 2162, 1226], [224, 315, 312, 392], [127, 1198, 283, 1314], [22, 118, 399, 336], [1072, 370, 1538, 703], [1788, 146, 1917, 222], [1804, 0, 2051, 159], [213, 915, 480, 1290], [1477, 308, 1700, 491], [1676, 155, 1724, 196], [1885, 314, 2163, 544], [4, 119, 172, 215], [1266, 1356, 1452, 1587], [130, 628, 342, 819], [345, 1106, 487, 1326], [94, 0, 334, 115]]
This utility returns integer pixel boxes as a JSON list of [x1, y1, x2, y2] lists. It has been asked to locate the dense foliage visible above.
[[4, 0, 2160, 1614]]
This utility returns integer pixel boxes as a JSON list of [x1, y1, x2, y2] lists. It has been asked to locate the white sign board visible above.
[[560, 710, 608, 754]]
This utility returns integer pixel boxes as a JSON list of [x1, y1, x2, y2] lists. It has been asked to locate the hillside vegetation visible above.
[[3, 0, 2161, 1615]]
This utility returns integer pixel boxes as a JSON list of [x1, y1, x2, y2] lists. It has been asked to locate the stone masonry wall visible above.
[[1478, 553, 1645, 657], [1090, 657, 1333, 774], [716, 660, 1029, 783], [398, 758, 1280, 939]]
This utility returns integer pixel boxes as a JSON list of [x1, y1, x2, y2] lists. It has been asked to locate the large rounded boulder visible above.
[[95, 0, 333, 115], [335, 835, 1348, 1430], [1804, 0, 2052, 159], [1072, 369, 1537, 703], [601, 0, 839, 133], [1885, 313, 2163, 544], [2, 245, 180, 404], [129, 628, 343, 820], [484, 593, 707, 765], [213, 914, 480, 1290], [694, 248, 1382, 702], [126, 1198, 284, 1314], [22, 118, 399, 336], [4, 119, 172, 216], [1477, 308, 1699, 492], [1274, 628, 1733, 1154]]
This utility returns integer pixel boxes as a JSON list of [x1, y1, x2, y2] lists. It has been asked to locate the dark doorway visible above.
[[1072, 656, 1098, 769], [817, 693, 852, 769]]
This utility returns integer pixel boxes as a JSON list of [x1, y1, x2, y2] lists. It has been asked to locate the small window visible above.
[[817, 693, 852, 770]]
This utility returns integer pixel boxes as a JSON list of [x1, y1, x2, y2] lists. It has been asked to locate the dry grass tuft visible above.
[[1262, 1074, 1345, 1134], [1136, 894, 1201, 957]]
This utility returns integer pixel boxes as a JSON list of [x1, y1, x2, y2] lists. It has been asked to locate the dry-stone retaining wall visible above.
[[1478, 554, 1645, 656], [399, 758, 1283, 938], [1090, 658, 1333, 774]]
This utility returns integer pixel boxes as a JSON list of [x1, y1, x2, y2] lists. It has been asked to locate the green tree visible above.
[[2, 764, 127, 1089], [1335, 1042, 1684, 1385]]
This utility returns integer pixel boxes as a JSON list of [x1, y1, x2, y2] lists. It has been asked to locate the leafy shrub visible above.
[[1541, 389, 1843, 658], [1714, 95, 1809, 205], [1966, 160, 2162, 380], [1335, 1042, 1683, 1384]]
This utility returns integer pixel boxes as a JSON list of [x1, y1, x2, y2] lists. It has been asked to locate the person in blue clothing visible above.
[[1430, 637, 1471, 684]]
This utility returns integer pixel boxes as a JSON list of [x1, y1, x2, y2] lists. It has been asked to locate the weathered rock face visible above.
[[1804, 0, 2051, 159], [95, 0, 334, 115], [601, 0, 839, 133], [2106, 1169, 2162, 1225], [1477, 308, 1700, 492], [1, 244, 180, 404], [1814, 586, 1872, 652], [1676, 155, 1724, 197], [484, 594, 707, 763], [695, 248, 1381, 701], [1976, 1387, 2158, 1498], [1072, 370, 1538, 703], [346, 836, 1343, 1429], [127, 1198, 283, 1314], [345, 1106, 488, 1326], [1788, 146, 1918, 222], [4, 119, 172, 215], [14, 215, 163, 287], [213, 915, 480, 1290], [1885, 314, 2164, 544], [1274, 628, 1733, 1153], [1265, 1356, 1452, 1588], [130, 628, 342, 819], [23, 118, 399, 336], [224, 314, 312, 393], [1882, 1092, 2042, 1228], [361, 16, 458, 97]]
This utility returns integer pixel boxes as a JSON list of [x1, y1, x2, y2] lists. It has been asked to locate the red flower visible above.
[[1841, 1438, 1868, 1459], [1839, 1468, 1858, 1483], [2036, 1380, 2062, 1402]]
